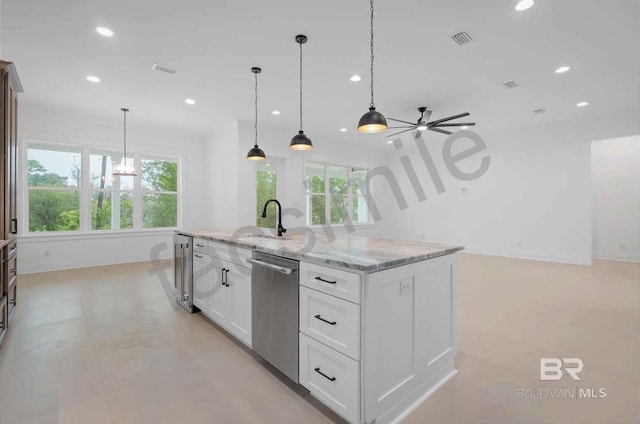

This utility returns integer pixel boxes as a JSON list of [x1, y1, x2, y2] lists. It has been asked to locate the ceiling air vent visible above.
[[451, 31, 473, 46], [152, 64, 177, 75], [503, 81, 519, 89], [533, 107, 546, 114]]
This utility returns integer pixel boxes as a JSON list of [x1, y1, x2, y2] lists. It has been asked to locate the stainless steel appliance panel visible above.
[[173, 234, 193, 313], [250, 252, 299, 383]]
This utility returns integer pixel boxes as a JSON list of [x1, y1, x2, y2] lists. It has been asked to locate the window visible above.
[[90, 152, 134, 230], [256, 162, 277, 228], [25, 143, 180, 233], [27, 146, 81, 232], [141, 158, 178, 228], [305, 161, 370, 226]]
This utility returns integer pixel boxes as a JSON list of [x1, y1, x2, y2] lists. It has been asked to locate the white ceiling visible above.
[[2, 0, 639, 146]]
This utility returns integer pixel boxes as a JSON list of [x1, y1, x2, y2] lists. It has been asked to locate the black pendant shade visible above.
[[247, 66, 266, 161], [289, 130, 313, 150], [290, 34, 313, 151], [357, 107, 388, 133], [247, 144, 266, 160], [357, 0, 388, 134]]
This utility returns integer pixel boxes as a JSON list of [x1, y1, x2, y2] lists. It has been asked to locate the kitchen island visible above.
[[176, 228, 463, 424]]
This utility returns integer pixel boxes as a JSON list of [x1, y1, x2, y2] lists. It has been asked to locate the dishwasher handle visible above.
[[247, 258, 295, 275]]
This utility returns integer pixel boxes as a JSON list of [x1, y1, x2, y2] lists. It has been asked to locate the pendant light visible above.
[[247, 67, 266, 160], [290, 34, 313, 150], [113, 108, 137, 176], [357, 0, 388, 133]]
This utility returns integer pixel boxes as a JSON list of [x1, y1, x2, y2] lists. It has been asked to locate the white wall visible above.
[[375, 125, 594, 265], [18, 101, 209, 273], [205, 120, 387, 237], [591, 135, 640, 262]]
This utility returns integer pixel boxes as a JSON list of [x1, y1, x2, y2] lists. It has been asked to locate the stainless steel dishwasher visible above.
[[248, 251, 299, 383]]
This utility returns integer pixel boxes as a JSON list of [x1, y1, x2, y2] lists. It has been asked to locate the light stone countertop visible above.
[[177, 228, 463, 272]]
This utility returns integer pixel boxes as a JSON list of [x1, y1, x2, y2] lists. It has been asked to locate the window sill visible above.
[[18, 228, 176, 243]]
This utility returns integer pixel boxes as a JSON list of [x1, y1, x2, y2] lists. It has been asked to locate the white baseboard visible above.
[[462, 247, 592, 266], [595, 255, 640, 264]]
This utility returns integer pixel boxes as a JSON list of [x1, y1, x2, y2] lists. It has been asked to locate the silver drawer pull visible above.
[[314, 314, 336, 326], [314, 367, 336, 382], [195, 243, 205, 248], [314, 276, 336, 285]]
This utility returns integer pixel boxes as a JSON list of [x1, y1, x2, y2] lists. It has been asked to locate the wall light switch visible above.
[[400, 280, 412, 295], [461, 187, 468, 194]]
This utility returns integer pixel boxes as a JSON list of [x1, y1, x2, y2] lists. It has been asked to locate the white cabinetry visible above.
[[193, 239, 252, 348], [299, 254, 457, 424]]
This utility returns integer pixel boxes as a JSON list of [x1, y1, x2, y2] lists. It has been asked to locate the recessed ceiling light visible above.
[[461, 126, 469, 130], [555, 66, 571, 74], [86, 75, 100, 83], [272, 110, 281, 115], [577, 101, 589, 107], [95, 26, 114, 37], [515, 0, 534, 11], [340, 128, 347, 132], [350, 75, 361, 82], [185, 98, 196, 105], [387, 140, 393, 144]]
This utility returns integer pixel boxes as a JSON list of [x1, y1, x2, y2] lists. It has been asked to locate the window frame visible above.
[[22, 140, 182, 235], [305, 160, 372, 226]]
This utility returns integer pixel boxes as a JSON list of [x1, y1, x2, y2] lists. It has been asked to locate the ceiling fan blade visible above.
[[386, 128, 415, 137], [428, 112, 470, 126], [433, 122, 476, 127], [386, 125, 416, 130], [423, 110, 433, 122], [429, 127, 453, 135], [387, 117, 418, 125]]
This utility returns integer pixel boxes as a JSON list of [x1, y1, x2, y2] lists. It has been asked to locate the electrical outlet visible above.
[[400, 281, 412, 295]]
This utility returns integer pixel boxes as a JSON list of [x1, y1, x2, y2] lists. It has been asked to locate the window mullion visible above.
[[80, 146, 91, 232], [347, 167, 353, 221], [133, 153, 143, 229], [324, 163, 330, 224]]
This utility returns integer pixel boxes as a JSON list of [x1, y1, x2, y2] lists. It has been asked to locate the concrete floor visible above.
[[0, 254, 638, 424]]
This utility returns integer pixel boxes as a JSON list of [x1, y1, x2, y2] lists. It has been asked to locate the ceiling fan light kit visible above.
[[247, 66, 267, 161], [290, 34, 313, 151]]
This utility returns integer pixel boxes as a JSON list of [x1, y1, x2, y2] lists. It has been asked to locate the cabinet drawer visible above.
[[300, 286, 360, 360], [209, 241, 251, 270], [300, 262, 361, 304], [193, 238, 209, 253], [6, 254, 17, 290], [300, 333, 359, 424]]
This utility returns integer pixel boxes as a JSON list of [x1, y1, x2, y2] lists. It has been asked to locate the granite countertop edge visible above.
[[176, 229, 464, 272]]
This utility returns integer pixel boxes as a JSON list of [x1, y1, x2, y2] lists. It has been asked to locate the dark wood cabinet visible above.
[[0, 61, 21, 348]]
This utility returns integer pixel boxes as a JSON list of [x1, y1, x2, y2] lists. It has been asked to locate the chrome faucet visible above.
[[261, 199, 287, 237]]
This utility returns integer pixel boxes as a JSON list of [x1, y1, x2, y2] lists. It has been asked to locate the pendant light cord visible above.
[[299, 39, 304, 132], [254, 71, 258, 147], [122, 109, 128, 166], [369, 0, 375, 109]]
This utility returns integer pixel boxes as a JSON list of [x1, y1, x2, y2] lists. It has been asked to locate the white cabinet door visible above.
[[208, 264, 229, 325], [224, 261, 252, 347], [192, 252, 211, 313]]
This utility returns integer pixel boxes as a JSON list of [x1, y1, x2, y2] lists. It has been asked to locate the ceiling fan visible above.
[[386, 107, 476, 137]]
